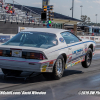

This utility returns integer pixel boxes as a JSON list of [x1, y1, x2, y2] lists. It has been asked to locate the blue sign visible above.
[[47, 6, 50, 10], [47, 6, 50, 9]]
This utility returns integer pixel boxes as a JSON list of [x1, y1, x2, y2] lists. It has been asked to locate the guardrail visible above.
[[78, 36, 100, 43]]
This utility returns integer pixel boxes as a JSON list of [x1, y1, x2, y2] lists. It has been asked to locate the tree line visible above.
[[79, 15, 100, 26]]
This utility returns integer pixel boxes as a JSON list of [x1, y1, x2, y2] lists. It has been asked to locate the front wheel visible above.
[[81, 48, 92, 68], [43, 55, 65, 80]]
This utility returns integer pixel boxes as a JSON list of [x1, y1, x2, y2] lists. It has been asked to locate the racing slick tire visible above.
[[43, 55, 65, 80], [1, 68, 22, 76], [81, 48, 92, 68]]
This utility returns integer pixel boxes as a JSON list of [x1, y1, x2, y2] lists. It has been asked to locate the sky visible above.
[[6, 0, 100, 23]]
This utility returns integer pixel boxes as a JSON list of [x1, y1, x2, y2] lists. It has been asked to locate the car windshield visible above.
[[3, 31, 58, 49]]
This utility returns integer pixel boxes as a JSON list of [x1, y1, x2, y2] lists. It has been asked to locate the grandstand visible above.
[[0, 0, 41, 23]]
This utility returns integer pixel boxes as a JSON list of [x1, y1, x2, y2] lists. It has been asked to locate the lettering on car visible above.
[[72, 49, 83, 55]]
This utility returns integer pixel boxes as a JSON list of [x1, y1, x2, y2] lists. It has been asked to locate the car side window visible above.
[[61, 31, 80, 44]]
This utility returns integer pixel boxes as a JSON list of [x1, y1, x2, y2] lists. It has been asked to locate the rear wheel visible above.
[[43, 55, 65, 80], [81, 48, 92, 68], [1, 69, 22, 76]]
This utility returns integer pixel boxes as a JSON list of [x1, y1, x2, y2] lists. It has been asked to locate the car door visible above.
[[61, 31, 85, 63]]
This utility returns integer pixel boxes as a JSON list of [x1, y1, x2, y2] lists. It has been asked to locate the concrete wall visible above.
[[0, 21, 44, 34]]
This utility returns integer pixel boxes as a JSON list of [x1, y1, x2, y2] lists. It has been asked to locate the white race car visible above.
[[0, 28, 96, 80]]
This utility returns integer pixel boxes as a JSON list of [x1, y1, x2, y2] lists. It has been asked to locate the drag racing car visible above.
[[0, 28, 96, 80]]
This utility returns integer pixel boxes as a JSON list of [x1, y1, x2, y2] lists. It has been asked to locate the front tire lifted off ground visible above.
[[81, 48, 92, 68]]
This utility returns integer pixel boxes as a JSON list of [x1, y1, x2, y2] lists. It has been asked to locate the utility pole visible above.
[[72, 0, 74, 18], [80, 5, 83, 17], [95, 14, 97, 25]]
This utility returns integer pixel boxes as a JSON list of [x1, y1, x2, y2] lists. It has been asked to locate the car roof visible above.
[[21, 28, 69, 34]]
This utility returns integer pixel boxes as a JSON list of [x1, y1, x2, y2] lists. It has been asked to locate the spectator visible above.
[[7, 10, 12, 14], [26, 11, 29, 19], [9, 10, 13, 14], [30, 15, 34, 22], [9, 4, 12, 10], [5, 4, 9, 11], [12, 6, 15, 15], [26, 11, 29, 16]]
